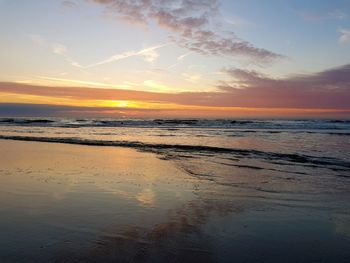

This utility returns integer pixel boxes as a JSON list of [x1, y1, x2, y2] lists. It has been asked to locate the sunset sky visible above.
[[1, 0, 350, 118]]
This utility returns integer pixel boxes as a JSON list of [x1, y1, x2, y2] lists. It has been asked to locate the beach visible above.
[[1, 132, 350, 262], [2, 0, 350, 261]]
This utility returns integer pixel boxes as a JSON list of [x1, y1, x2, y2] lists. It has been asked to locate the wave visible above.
[[153, 119, 199, 125], [1, 117, 350, 130], [0, 118, 55, 124], [1, 135, 349, 172], [328, 120, 350, 124]]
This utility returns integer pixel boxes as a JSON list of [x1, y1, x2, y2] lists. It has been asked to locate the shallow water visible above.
[[0, 118, 350, 262]]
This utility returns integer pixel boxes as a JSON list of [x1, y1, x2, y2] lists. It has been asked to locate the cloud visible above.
[[338, 28, 350, 44], [29, 34, 46, 46], [86, 43, 167, 67], [302, 10, 347, 21], [52, 43, 68, 55], [217, 64, 350, 109], [88, 0, 283, 63], [0, 103, 157, 117], [1, 64, 350, 110], [38, 76, 133, 88], [30, 33, 166, 68], [29, 36, 83, 68], [177, 52, 192, 61], [62, 0, 78, 10], [167, 52, 192, 69], [51, 43, 84, 68], [224, 17, 254, 28], [143, 79, 170, 92], [51, 42, 164, 68], [182, 73, 201, 83], [141, 48, 159, 62]]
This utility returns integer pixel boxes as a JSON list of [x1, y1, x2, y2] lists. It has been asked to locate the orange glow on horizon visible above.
[[1, 91, 349, 118]]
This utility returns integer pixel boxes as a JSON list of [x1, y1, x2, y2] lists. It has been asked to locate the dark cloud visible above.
[[88, 0, 283, 62], [0, 103, 86, 117], [0, 103, 176, 117]]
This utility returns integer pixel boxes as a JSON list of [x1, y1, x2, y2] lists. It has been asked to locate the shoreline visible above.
[[1, 136, 349, 175]]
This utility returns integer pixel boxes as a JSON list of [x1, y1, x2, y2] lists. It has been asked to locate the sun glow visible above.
[[114, 100, 129, 108], [1, 91, 348, 118]]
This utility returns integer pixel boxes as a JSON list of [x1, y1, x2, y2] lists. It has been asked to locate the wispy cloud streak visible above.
[[86, 43, 169, 68], [338, 28, 350, 44], [29, 34, 166, 68], [51, 43, 84, 68], [302, 9, 347, 21], [38, 76, 132, 88]]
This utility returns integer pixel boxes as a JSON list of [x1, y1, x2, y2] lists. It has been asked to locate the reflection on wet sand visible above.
[[0, 139, 350, 263], [57, 200, 235, 263], [0, 140, 202, 262]]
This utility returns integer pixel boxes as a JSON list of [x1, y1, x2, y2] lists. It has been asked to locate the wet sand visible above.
[[0, 140, 349, 262]]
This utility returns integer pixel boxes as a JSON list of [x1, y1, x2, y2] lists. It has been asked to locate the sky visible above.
[[0, 0, 350, 118]]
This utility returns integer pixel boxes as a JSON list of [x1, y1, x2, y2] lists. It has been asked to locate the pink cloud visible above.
[[1, 64, 350, 110]]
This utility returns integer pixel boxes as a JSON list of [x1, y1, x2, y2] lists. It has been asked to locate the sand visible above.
[[0, 140, 214, 262], [0, 140, 349, 263]]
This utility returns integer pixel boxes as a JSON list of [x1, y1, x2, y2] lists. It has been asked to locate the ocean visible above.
[[1, 118, 350, 181], [0, 118, 349, 262]]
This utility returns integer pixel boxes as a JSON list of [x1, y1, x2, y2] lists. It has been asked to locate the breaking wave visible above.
[[1, 117, 350, 131]]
